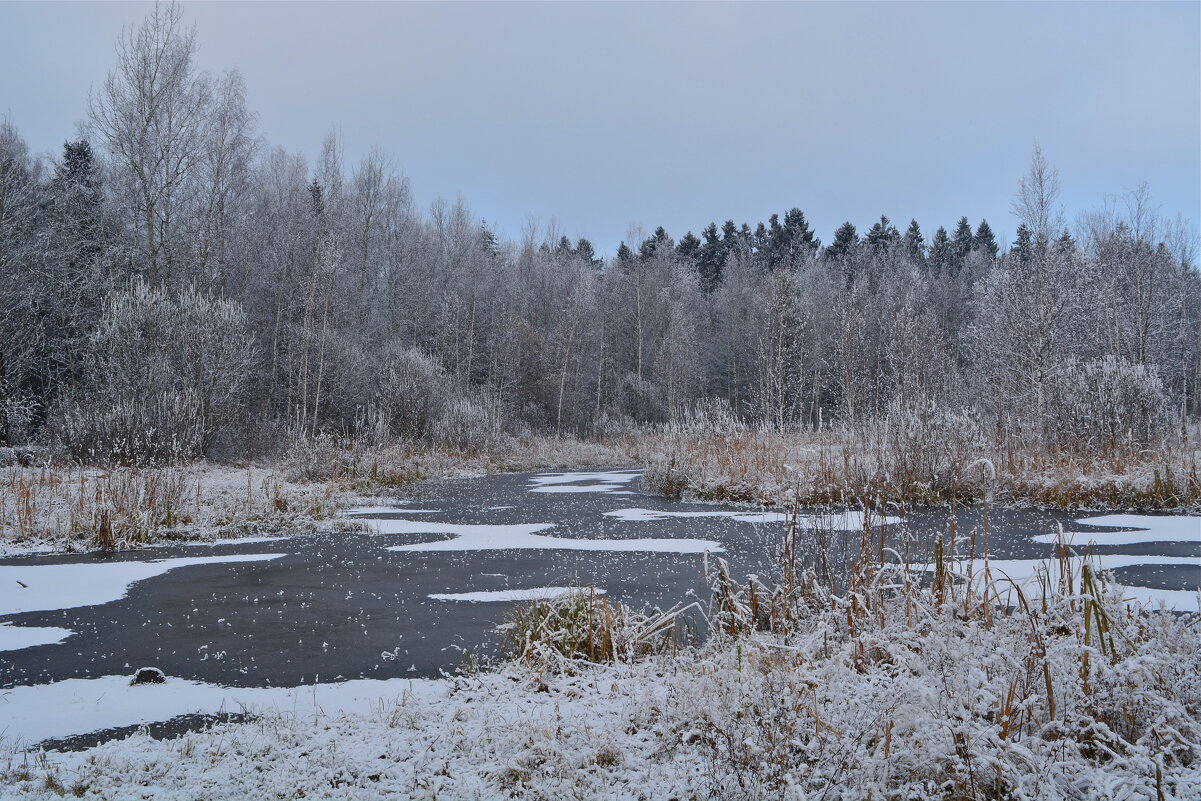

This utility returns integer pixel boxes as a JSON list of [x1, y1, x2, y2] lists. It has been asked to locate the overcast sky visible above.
[[1, 1, 1197, 254]]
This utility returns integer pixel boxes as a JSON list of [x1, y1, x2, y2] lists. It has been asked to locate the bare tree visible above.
[[89, 2, 212, 289]]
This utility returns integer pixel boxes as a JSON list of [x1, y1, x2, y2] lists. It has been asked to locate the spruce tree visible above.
[[973, 219, 998, 259], [675, 231, 701, 261], [951, 216, 974, 265], [864, 215, 900, 253], [928, 226, 952, 272], [824, 221, 858, 261], [639, 226, 673, 260], [902, 219, 925, 264], [575, 238, 598, 265], [1011, 224, 1033, 264]]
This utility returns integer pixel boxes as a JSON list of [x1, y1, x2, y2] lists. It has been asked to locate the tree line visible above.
[[1, 4, 1197, 464]]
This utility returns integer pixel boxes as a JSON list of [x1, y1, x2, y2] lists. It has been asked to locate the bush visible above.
[[432, 396, 506, 452], [376, 346, 451, 440], [1045, 356, 1174, 455], [54, 283, 256, 465]]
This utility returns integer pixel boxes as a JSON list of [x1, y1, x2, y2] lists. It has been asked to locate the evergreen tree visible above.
[[1011, 224, 1033, 264], [973, 219, 998, 259], [928, 226, 953, 272], [639, 226, 673, 260], [675, 231, 701, 261], [1053, 228, 1075, 255], [764, 208, 819, 269], [951, 216, 974, 265], [752, 222, 768, 254], [39, 138, 109, 391], [902, 219, 925, 264], [575, 238, 598, 265], [824, 221, 858, 261], [697, 222, 724, 291], [863, 215, 900, 253], [616, 241, 634, 266], [478, 221, 499, 256]]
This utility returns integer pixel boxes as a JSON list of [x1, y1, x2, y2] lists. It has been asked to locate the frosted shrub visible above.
[[1045, 356, 1174, 455], [54, 283, 256, 465], [57, 389, 205, 465], [0, 392, 37, 446], [432, 395, 505, 452], [375, 346, 451, 440], [863, 396, 987, 496], [669, 396, 746, 436], [591, 410, 641, 438], [617, 372, 663, 424]]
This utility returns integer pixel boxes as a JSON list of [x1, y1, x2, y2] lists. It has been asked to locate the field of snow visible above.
[[3, 559, 1198, 800]]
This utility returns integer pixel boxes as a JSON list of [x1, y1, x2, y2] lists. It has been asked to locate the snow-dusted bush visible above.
[[432, 395, 506, 452], [0, 392, 37, 446], [56, 388, 206, 465], [53, 284, 256, 465], [1045, 355, 1174, 454], [508, 589, 691, 666], [376, 346, 452, 440], [669, 396, 747, 436], [861, 395, 988, 495]]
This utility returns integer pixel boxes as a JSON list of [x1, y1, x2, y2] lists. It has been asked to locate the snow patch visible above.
[[429, 587, 605, 602], [604, 507, 785, 523], [365, 518, 721, 553], [0, 554, 286, 616], [0, 622, 73, 652], [1034, 514, 1201, 546], [932, 553, 1200, 612], [343, 506, 441, 515], [0, 673, 445, 747], [182, 535, 293, 547], [603, 508, 900, 529], [528, 471, 639, 494]]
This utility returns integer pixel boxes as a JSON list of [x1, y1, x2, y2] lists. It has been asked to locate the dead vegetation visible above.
[[0, 462, 340, 552], [633, 422, 1201, 511]]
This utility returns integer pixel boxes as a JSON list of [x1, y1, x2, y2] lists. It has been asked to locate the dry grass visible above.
[[633, 425, 1201, 511], [0, 463, 341, 552], [684, 506, 1201, 799], [280, 434, 639, 492], [507, 588, 697, 667]]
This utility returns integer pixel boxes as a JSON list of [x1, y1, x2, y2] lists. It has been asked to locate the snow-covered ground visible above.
[[3, 561, 1198, 800], [1, 469, 1196, 800]]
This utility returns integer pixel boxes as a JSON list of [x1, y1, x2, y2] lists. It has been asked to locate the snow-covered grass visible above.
[[0, 435, 640, 555], [632, 425, 1201, 511], [0, 463, 349, 555], [2, 547, 1198, 800]]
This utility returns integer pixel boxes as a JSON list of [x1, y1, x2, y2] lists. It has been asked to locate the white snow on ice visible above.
[[933, 553, 1200, 612], [604, 508, 901, 529], [364, 518, 721, 553], [0, 674, 445, 747], [183, 535, 294, 547], [0, 554, 286, 616], [605, 507, 787, 523], [429, 587, 606, 602], [0, 622, 73, 652], [1033, 514, 1201, 546], [528, 471, 639, 494], [342, 506, 442, 515]]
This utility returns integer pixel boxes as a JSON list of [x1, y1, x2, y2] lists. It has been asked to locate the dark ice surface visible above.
[[2, 470, 1197, 694]]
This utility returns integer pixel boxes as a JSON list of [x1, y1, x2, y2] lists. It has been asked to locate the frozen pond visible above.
[[1, 469, 1197, 748]]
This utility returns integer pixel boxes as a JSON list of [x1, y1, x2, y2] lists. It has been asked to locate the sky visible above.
[[1, 1, 1197, 255]]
